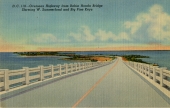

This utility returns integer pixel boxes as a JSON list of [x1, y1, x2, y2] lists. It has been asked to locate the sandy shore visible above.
[[90, 56, 113, 61], [63, 56, 113, 62]]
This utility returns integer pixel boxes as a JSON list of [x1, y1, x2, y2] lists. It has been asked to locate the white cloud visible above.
[[124, 21, 141, 34], [69, 26, 95, 42], [124, 4, 170, 42], [81, 26, 95, 41], [33, 33, 70, 45], [95, 30, 130, 41], [33, 33, 58, 43], [95, 29, 115, 41], [117, 32, 130, 41], [70, 4, 170, 44], [69, 32, 82, 41], [70, 26, 130, 42]]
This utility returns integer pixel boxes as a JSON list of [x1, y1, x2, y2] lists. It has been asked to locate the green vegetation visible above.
[[65, 55, 98, 62], [91, 59, 98, 62], [57, 52, 75, 56], [14, 52, 114, 62], [14, 52, 59, 56], [122, 55, 149, 63], [111, 56, 115, 60], [14, 52, 77, 56], [65, 55, 114, 62]]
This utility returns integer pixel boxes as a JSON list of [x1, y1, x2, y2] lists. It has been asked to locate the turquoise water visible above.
[[0, 51, 170, 70], [76, 51, 170, 70], [0, 53, 76, 70]]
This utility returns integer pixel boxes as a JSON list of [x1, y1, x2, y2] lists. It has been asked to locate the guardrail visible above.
[[124, 61, 170, 97], [0, 61, 113, 92]]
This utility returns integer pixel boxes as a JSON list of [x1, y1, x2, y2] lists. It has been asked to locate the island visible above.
[[14, 52, 60, 56], [122, 55, 149, 63], [64, 55, 115, 62], [14, 52, 158, 65], [14, 52, 115, 62]]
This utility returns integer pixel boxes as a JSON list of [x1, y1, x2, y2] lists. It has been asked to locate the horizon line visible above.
[[1, 49, 170, 52]]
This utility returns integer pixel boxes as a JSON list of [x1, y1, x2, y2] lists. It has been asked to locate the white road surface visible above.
[[1, 57, 170, 107]]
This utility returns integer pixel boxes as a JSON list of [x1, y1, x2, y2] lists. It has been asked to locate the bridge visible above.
[[0, 57, 170, 107]]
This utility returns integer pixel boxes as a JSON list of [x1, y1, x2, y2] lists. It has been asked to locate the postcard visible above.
[[0, 0, 170, 107]]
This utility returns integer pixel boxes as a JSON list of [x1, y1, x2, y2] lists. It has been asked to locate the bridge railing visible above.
[[124, 61, 170, 95], [0, 61, 113, 92]]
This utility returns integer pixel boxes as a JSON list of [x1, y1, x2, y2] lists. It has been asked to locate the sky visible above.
[[0, 0, 170, 52]]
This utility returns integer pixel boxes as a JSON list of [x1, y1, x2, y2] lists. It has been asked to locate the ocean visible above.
[[76, 50, 170, 69], [0, 51, 170, 70], [0, 53, 76, 70]]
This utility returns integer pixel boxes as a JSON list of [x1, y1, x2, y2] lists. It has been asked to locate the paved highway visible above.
[[1, 58, 170, 107]]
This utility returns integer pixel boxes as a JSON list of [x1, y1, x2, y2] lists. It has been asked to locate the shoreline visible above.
[[122, 57, 159, 66], [13, 52, 159, 65], [63, 56, 114, 62], [15, 54, 114, 62], [18, 55, 66, 57], [63, 58, 92, 62]]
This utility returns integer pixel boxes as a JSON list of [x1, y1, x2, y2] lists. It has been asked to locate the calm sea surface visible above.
[[0, 51, 170, 70], [0, 53, 76, 70], [76, 50, 170, 69]]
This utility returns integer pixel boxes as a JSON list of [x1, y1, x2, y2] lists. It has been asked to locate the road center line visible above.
[[72, 59, 119, 108]]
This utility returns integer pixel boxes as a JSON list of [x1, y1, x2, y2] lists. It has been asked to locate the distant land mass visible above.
[[14, 52, 156, 65], [13, 52, 114, 62], [14, 52, 75, 56]]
